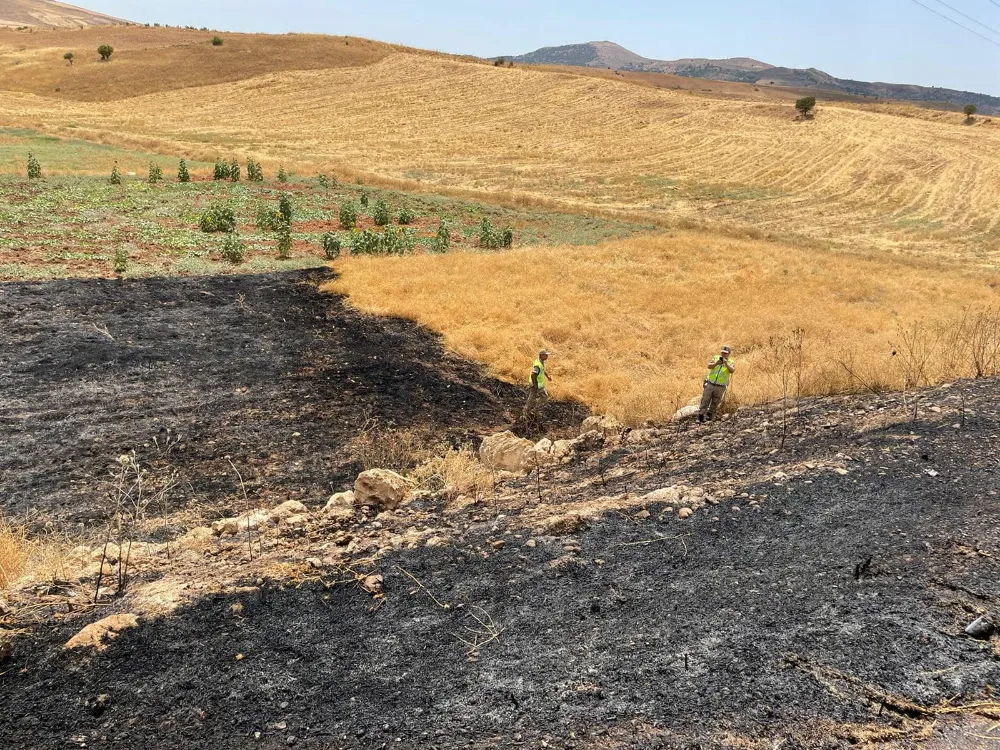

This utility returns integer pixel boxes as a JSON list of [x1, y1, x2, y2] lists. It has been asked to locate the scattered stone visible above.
[[425, 536, 448, 548], [525, 539, 537, 548], [965, 615, 995, 640], [354, 469, 412, 510], [65, 614, 139, 652], [635, 509, 650, 520], [323, 491, 356, 523], [280, 513, 309, 532], [489, 539, 506, 550], [581, 415, 624, 438], [547, 555, 588, 572], [360, 574, 384, 596], [624, 428, 658, 445], [643, 487, 681, 504], [479, 431, 537, 473], [534, 438, 553, 453], [536, 513, 589, 536], [271, 500, 309, 520], [212, 510, 270, 537], [671, 405, 700, 422], [678, 508, 694, 520], [571, 430, 605, 452]]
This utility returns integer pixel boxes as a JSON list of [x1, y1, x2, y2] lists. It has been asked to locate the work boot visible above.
[[697, 414, 705, 424]]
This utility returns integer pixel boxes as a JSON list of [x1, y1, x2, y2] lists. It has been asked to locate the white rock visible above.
[[624, 428, 658, 444], [354, 469, 412, 510], [425, 536, 449, 548], [271, 500, 309, 520], [581, 415, 623, 437], [678, 508, 694, 520], [479, 431, 536, 473], [551, 440, 575, 458], [324, 491, 356, 522], [672, 405, 700, 422], [643, 487, 681, 503], [534, 438, 554, 453]]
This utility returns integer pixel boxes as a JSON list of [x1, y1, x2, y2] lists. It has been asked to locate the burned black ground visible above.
[[0, 268, 583, 524], [2, 375, 999, 748]]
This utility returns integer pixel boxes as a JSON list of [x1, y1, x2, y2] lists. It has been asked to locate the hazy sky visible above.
[[85, 0, 1000, 94]]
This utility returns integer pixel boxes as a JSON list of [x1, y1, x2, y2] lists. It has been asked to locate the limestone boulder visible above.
[[323, 491, 356, 523], [581, 415, 624, 438], [270, 500, 308, 521], [672, 405, 701, 422], [354, 469, 412, 510], [479, 431, 536, 473]]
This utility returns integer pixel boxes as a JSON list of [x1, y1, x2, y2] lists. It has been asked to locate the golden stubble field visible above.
[[3, 29, 1000, 420], [326, 233, 1000, 423]]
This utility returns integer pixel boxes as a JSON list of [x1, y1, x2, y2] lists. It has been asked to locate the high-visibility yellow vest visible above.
[[707, 356, 733, 386], [530, 359, 547, 389]]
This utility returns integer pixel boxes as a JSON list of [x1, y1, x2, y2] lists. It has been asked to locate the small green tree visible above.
[[278, 193, 293, 224], [97, 44, 114, 61], [322, 233, 341, 259], [110, 162, 123, 185], [277, 165, 289, 183], [339, 201, 358, 229], [221, 233, 245, 263], [964, 104, 978, 121], [277, 222, 293, 259], [372, 199, 391, 226], [359, 190, 369, 208], [246, 157, 263, 182], [397, 207, 415, 225], [113, 246, 128, 275], [63, 52, 74, 66], [211, 36, 224, 46], [178, 159, 191, 183], [795, 96, 816, 117], [256, 204, 283, 231], [199, 203, 237, 233], [230, 158, 241, 182], [148, 162, 163, 184], [431, 220, 450, 253], [213, 159, 231, 181], [26, 153, 41, 180]]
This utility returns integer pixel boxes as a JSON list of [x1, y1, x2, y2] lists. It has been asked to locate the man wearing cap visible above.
[[524, 349, 552, 418], [698, 345, 735, 423]]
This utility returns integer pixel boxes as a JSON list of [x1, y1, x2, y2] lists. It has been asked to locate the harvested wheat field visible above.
[[1, 36, 999, 259], [327, 232, 1000, 423]]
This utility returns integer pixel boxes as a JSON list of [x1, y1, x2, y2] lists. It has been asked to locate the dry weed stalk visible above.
[[350, 416, 441, 473], [411, 448, 495, 504], [456, 606, 504, 657], [95, 452, 177, 600], [0, 516, 28, 590]]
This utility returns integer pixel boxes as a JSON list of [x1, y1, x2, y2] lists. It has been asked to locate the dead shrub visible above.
[[348, 418, 442, 473], [0, 515, 28, 589], [412, 448, 495, 501]]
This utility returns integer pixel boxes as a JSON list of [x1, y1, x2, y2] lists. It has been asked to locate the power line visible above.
[[910, 0, 1000, 48], [987, 0, 1000, 10], [930, 0, 1000, 36]]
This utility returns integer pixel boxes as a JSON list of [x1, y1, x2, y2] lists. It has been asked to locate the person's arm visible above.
[[724, 358, 736, 373], [707, 356, 719, 370], [531, 370, 539, 389]]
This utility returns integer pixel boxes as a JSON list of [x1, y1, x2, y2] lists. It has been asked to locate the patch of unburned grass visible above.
[[327, 232, 1000, 424], [0, 515, 28, 589]]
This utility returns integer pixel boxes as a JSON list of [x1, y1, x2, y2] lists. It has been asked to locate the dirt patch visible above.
[[0, 268, 582, 524]]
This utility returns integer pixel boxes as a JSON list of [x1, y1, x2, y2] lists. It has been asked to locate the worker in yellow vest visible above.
[[524, 349, 552, 417], [698, 345, 735, 423]]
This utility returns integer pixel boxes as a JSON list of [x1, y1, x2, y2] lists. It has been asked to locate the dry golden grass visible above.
[[1, 50, 998, 260], [0, 514, 28, 589], [326, 232, 1000, 423]]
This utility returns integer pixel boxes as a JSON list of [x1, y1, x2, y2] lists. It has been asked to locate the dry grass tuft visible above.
[[327, 232, 1000, 424], [412, 448, 495, 502], [0, 515, 29, 589]]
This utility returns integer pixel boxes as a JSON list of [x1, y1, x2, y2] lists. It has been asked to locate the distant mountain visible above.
[[0, 0, 127, 28], [509, 41, 1000, 114]]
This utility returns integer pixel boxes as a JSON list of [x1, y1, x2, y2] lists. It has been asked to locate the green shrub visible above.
[[113, 246, 128, 274], [277, 165, 289, 183], [359, 190, 369, 208], [148, 162, 163, 184], [278, 193, 293, 224], [26, 153, 41, 179], [795, 96, 816, 116], [397, 207, 415, 225], [230, 159, 241, 182], [246, 158, 263, 182], [350, 227, 414, 256], [211, 36, 224, 46], [256, 204, 283, 231], [199, 203, 236, 233], [322, 233, 341, 259], [213, 159, 231, 181], [964, 104, 978, 120], [339, 201, 358, 229], [431, 220, 450, 252], [372, 199, 391, 226], [178, 159, 191, 183], [351, 228, 382, 255], [98, 44, 114, 61], [317, 174, 331, 188], [110, 163, 123, 186], [277, 222, 293, 259], [63, 52, 74, 65], [221, 233, 245, 263], [478, 218, 512, 249]]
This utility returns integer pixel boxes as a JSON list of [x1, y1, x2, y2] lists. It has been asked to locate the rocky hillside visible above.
[[0, 0, 126, 28], [510, 40, 1000, 114]]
